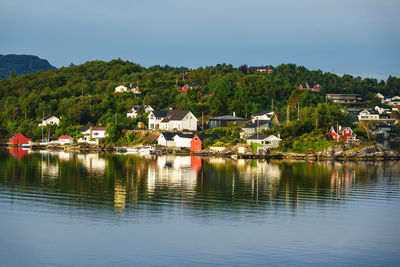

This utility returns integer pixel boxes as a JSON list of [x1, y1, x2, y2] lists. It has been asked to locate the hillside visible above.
[[0, 54, 57, 78], [0, 59, 399, 142]]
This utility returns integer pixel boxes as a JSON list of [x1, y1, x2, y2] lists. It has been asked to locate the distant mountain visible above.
[[0, 54, 57, 78]]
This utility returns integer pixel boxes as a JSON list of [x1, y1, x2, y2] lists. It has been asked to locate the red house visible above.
[[9, 133, 32, 146], [299, 82, 321, 92], [328, 127, 340, 142], [178, 83, 199, 93], [190, 134, 219, 152], [339, 127, 357, 142], [328, 127, 357, 143]]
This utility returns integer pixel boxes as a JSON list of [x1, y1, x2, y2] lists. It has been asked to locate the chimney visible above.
[[277, 132, 281, 139], [169, 107, 173, 110], [233, 112, 236, 117]]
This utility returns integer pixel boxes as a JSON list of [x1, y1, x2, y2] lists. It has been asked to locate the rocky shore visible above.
[[30, 142, 400, 161], [275, 144, 400, 161]]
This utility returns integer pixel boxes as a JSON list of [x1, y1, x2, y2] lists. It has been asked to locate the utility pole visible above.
[[287, 105, 290, 123], [202, 112, 204, 130], [271, 98, 274, 111], [115, 113, 117, 124], [297, 102, 300, 121], [42, 111, 44, 142]]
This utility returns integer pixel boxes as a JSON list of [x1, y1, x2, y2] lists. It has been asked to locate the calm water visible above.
[[1, 148, 400, 266]]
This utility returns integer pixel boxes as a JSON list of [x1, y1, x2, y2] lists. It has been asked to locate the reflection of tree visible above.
[[1, 149, 400, 217]]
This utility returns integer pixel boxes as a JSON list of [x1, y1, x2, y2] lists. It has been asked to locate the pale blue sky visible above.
[[1, 0, 399, 79]]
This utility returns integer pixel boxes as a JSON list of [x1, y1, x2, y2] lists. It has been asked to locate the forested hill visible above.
[[0, 59, 400, 139], [0, 54, 57, 78]]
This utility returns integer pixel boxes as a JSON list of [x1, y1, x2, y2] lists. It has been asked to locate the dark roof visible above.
[[186, 83, 199, 87], [80, 126, 90, 132], [152, 110, 169, 118], [246, 134, 270, 140], [160, 132, 178, 140], [161, 110, 191, 122], [43, 115, 57, 121], [243, 120, 272, 128], [209, 115, 246, 121], [252, 110, 272, 116], [124, 84, 138, 88], [175, 133, 195, 139], [195, 134, 219, 141]]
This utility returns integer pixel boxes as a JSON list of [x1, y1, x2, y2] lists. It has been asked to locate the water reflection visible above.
[[1, 149, 400, 215]]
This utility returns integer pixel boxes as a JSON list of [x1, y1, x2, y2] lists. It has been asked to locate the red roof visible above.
[[59, 135, 73, 139], [393, 105, 400, 108], [91, 126, 106, 131]]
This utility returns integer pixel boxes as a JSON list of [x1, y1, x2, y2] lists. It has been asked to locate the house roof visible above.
[[91, 126, 106, 131], [209, 115, 246, 121], [194, 134, 219, 141], [246, 134, 271, 140], [174, 133, 195, 139], [123, 84, 138, 88], [59, 135, 73, 139], [80, 126, 91, 132], [161, 110, 191, 122], [186, 83, 199, 87], [151, 110, 169, 118], [243, 120, 272, 129], [10, 132, 19, 139], [252, 110, 272, 116], [159, 132, 178, 140], [43, 115, 57, 121]]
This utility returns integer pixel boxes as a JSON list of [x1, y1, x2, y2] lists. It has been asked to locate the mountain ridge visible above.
[[0, 54, 57, 78]]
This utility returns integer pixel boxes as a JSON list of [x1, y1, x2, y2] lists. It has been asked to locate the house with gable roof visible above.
[[178, 83, 199, 93], [127, 105, 154, 119], [148, 110, 198, 131], [328, 126, 357, 143], [39, 115, 60, 127], [115, 84, 140, 94], [299, 82, 321, 92]]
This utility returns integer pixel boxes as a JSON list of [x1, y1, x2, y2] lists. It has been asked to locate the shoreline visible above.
[[4, 143, 399, 162]]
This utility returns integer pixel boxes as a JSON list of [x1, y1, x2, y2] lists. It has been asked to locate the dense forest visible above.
[[1, 59, 400, 144]]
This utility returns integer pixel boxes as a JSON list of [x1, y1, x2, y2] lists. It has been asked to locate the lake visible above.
[[1, 148, 400, 266]]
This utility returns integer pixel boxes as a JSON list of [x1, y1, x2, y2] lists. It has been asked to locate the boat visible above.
[[115, 147, 127, 153], [126, 147, 139, 153]]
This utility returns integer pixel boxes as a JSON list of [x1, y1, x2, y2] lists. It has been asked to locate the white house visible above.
[[58, 135, 73, 144], [388, 96, 400, 106], [157, 132, 178, 147], [246, 134, 282, 149], [173, 134, 194, 148], [39, 116, 60, 127], [127, 105, 154, 118], [375, 106, 391, 114], [357, 110, 380, 121], [115, 84, 140, 94], [148, 110, 198, 131], [78, 126, 107, 144], [251, 111, 275, 122]]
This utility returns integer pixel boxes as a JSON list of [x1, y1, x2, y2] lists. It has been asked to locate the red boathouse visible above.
[[9, 133, 32, 146]]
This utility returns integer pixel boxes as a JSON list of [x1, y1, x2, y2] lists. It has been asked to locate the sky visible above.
[[1, 0, 399, 80]]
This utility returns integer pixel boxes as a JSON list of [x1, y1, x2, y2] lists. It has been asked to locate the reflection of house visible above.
[[209, 114, 246, 129], [9, 147, 29, 159], [39, 115, 60, 127], [77, 154, 106, 175], [78, 126, 107, 144], [127, 105, 154, 119], [148, 110, 197, 131], [115, 84, 140, 94], [9, 133, 31, 146], [147, 156, 198, 193]]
